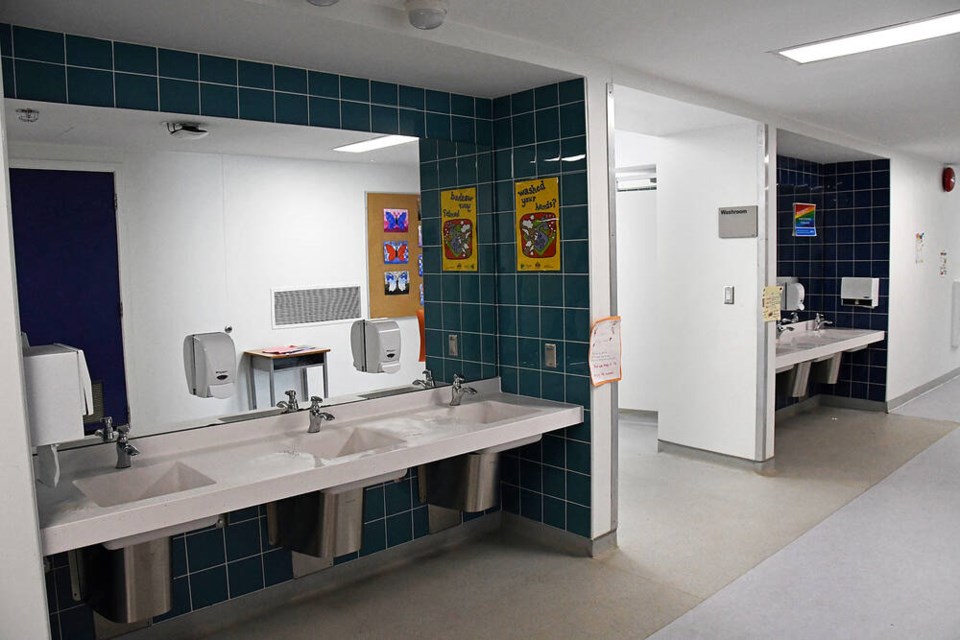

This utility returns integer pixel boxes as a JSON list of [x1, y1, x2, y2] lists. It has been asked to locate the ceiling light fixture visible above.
[[777, 10, 960, 63], [306, 0, 340, 6], [405, 0, 447, 30], [165, 122, 209, 140], [334, 135, 418, 153]]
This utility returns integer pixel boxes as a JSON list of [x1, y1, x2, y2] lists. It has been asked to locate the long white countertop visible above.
[[775, 324, 885, 372], [34, 379, 582, 555]]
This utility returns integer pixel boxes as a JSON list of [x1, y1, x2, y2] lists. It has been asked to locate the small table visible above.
[[245, 347, 331, 409]]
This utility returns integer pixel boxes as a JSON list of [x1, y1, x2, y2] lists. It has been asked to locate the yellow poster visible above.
[[515, 177, 561, 271], [762, 285, 782, 322], [440, 187, 477, 271]]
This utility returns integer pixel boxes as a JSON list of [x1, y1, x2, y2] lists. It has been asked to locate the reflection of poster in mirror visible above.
[[384, 271, 410, 295], [383, 240, 409, 264], [441, 187, 478, 271], [515, 177, 560, 271], [383, 208, 409, 233]]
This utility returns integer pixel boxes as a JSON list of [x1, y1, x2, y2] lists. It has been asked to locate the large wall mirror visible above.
[[5, 99, 492, 438]]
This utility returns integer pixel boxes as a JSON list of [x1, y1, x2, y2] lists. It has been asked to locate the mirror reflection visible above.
[[7, 100, 487, 438]]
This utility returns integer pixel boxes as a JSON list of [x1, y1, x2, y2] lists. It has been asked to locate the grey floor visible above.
[[201, 407, 956, 639], [893, 374, 960, 422]]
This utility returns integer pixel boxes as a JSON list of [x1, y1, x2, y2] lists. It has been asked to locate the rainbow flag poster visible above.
[[794, 202, 817, 237]]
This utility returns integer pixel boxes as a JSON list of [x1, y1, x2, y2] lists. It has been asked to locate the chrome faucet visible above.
[[785, 311, 800, 324], [96, 416, 117, 443], [776, 320, 795, 337], [308, 397, 335, 433], [815, 313, 834, 331], [413, 369, 436, 389], [449, 373, 477, 407], [115, 425, 139, 469], [277, 389, 299, 413]]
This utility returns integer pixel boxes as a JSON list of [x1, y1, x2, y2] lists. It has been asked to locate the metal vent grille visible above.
[[83, 381, 105, 425], [273, 286, 362, 327]]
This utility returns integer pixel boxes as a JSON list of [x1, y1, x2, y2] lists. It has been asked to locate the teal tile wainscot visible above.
[[2, 22, 591, 638]]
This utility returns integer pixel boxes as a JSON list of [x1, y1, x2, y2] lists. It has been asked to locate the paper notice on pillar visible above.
[[762, 285, 781, 322], [589, 316, 622, 387]]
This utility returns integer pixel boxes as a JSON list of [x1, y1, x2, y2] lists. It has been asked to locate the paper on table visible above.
[[262, 345, 315, 355], [589, 316, 622, 387]]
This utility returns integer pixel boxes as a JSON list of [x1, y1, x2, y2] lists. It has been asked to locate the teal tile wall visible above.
[[0, 23, 493, 144], [490, 79, 592, 538], [4, 21, 593, 637]]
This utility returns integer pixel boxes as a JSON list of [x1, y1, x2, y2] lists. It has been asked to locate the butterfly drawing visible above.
[[383, 241, 410, 264], [418, 254, 423, 277], [384, 271, 410, 296], [383, 209, 409, 233]]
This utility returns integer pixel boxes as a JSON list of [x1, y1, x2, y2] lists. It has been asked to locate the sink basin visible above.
[[285, 427, 405, 461], [74, 461, 215, 508], [414, 400, 539, 425]]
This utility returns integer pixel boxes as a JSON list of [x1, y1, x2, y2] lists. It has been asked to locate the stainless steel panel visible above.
[[421, 452, 501, 513], [78, 538, 172, 624]]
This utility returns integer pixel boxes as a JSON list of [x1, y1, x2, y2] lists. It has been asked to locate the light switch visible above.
[[448, 334, 458, 357], [724, 286, 735, 304], [544, 343, 558, 369]]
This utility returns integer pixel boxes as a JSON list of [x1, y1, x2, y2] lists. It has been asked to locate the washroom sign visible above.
[[441, 187, 477, 271], [515, 177, 561, 271]]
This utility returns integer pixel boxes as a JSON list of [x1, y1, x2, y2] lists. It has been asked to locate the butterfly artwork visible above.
[[383, 209, 409, 233], [384, 271, 410, 296], [418, 254, 423, 277], [383, 241, 410, 264], [418, 223, 422, 247], [419, 283, 424, 306]]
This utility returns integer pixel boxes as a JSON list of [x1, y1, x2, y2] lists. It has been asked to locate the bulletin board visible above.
[[366, 192, 423, 319]]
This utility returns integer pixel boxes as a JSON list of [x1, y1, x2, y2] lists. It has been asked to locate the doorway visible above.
[[9, 168, 128, 429]]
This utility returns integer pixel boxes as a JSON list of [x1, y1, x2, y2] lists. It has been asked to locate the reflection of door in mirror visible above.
[[10, 169, 129, 431]]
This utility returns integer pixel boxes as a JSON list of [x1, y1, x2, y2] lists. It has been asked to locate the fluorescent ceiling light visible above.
[[778, 10, 960, 63], [334, 135, 418, 153]]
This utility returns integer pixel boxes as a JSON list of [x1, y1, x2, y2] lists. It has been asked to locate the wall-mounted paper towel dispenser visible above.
[[22, 343, 94, 447], [183, 332, 237, 398], [840, 277, 880, 308], [351, 319, 401, 374]]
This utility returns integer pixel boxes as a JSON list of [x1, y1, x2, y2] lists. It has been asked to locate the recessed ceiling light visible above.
[[778, 10, 960, 63], [334, 135, 418, 153], [306, 0, 340, 6], [405, 0, 447, 30]]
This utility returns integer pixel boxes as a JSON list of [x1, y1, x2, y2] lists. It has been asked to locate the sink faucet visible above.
[[450, 373, 477, 407], [413, 369, 436, 389], [115, 425, 139, 469], [308, 396, 335, 433], [815, 313, 834, 331], [96, 416, 117, 443], [277, 389, 299, 413], [776, 320, 795, 337], [785, 311, 800, 324]]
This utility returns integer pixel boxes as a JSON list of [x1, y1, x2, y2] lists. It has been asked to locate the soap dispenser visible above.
[[351, 319, 401, 374], [183, 331, 237, 398]]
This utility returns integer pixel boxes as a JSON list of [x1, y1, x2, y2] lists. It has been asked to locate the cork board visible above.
[[366, 192, 422, 319]]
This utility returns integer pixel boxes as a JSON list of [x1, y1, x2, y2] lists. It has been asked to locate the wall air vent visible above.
[[272, 285, 362, 328]]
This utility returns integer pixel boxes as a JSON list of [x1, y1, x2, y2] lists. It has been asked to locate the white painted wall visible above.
[[887, 155, 960, 402], [9, 144, 421, 434], [0, 83, 55, 638], [656, 123, 766, 461], [616, 189, 658, 411]]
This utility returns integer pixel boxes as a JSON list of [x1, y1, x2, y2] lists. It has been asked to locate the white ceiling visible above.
[[4, 100, 421, 165], [615, 86, 751, 137], [3, 0, 960, 161]]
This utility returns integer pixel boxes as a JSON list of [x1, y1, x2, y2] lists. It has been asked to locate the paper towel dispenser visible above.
[[183, 332, 237, 398], [22, 343, 94, 447], [840, 277, 879, 308], [777, 276, 805, 312], [351, 319, 401, 374]]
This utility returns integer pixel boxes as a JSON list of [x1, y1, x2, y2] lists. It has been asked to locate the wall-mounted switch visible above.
[[724, 286, 735, 305], [448, 334, 458, 357], [544, 343, 558, 368]]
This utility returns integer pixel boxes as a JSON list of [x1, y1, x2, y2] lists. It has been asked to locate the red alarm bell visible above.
[[944, 167, 956, 192]]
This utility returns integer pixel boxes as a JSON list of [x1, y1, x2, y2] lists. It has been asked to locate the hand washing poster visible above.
[[440, 187, 477, 272], [515, 177, 561, 271], [793, 202, 816, 237]]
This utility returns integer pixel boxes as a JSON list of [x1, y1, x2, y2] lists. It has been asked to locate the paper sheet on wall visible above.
[[589, 316, 622, 387], [762, 286, 781, 322]]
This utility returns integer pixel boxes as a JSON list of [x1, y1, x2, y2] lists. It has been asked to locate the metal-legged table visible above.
[[245, 348, 330, 409]]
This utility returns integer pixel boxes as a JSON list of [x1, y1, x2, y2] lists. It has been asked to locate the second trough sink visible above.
[[284, 427, 405, 462], [414, 400, 539, 425]]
